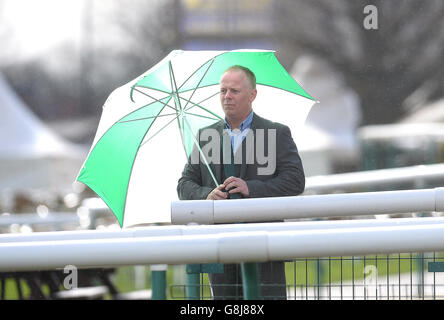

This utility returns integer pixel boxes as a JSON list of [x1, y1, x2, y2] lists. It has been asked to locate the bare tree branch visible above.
[[274, 0, 444, 124]]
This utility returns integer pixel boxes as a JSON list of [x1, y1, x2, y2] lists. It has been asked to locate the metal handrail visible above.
[[171, 187, 444, 224], [2, 215, 444, 243], [305, 163, 444, 193], [2, 223, 444, 272]]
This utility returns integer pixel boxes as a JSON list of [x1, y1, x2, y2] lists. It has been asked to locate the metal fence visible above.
[[2, 254, 444, 300], [167, 253, 444, 300], [3, 215, 444, 300], [288, 254, 444, 300]]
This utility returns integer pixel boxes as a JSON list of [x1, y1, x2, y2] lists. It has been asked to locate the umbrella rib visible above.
[[139, 114, 179, 147], [183, 111, 220, 122], [184, 90, 220, 112], [169, 61, 182, 111], [169, 62, 194, 157], [177, 51, 227, 91], [182, 116, 219, 188], [118, 112, 178, 124], [84, 96, 172, 161], [132, 85, 171, 95], [181, 59, 215, 111], [182, 91, 221, 113], [130, 84, 171, 103], [181, 95, 223, 121], [132, 87, 177, 112], [169, 60, 192, 159]]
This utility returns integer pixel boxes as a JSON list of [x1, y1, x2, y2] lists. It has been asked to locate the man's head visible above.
[[220, 65, 257, 128]]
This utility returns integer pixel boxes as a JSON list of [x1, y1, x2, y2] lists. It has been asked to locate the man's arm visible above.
[[246, 125, 305, 198], [177, 159, 214, 200]]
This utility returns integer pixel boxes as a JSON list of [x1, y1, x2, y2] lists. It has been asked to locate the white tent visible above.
[[291, 55, 362, 175], [0, 73, 86, 193]]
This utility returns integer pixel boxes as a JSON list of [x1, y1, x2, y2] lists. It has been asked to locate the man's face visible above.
[[220, 70, 257, 124]]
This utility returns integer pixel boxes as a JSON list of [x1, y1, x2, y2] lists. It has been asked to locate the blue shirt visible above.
[[224, 111, 253, 153]]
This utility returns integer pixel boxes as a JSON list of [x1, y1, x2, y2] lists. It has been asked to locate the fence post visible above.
[[186, 264, 201, 300], [316, 258, 324, 299], [241, 262, 260, 300], [416, 253, 425, 299], [151, 264, 167, 300]]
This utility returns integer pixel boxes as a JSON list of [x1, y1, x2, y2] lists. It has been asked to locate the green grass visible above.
[[3, 278, 34, 299]]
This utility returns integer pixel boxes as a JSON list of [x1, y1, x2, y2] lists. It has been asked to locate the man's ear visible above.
[[250, 88, 257, 102]]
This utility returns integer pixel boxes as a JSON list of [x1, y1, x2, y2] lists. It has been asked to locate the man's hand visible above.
[[223, 176, 250, 197], [206, 184, 229, 200]]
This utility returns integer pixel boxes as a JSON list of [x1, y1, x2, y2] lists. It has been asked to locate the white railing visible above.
[[2, 163, 443, 230], [2, 164, 444, 279], [0, 212, 80, 228], [304, 163, 444, 193], [171, 187, 444, 224], [2, 215, 444, 243], [2, 222, 444, 272], [1, 186, 444, 272]]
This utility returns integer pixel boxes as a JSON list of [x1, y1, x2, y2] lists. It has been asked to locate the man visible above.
[[177, 65, 305, 299]]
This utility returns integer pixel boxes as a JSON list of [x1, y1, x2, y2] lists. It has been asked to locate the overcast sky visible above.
[[1, 0, 88, 63]]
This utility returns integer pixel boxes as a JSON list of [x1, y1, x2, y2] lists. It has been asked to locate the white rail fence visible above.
[[2, 215, 444, 243], [2, 223, 444, 272], [171, 187, 444, 224], [2, 164, 444, 299], [1, 188, 444, 272], [2, 163, 444, 230], [304, 163, 444, 193]]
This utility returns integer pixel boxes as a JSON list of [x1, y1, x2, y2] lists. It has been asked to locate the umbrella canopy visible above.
[[77, 49, 316, 228]]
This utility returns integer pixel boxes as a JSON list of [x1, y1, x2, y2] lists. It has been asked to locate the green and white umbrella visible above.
[[76, 49, 316, 228]]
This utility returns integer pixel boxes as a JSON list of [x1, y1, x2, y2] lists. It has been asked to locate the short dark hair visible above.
[[224, 65, 256, 89]]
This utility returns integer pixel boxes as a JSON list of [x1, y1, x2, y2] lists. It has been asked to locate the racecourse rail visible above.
[[2, 164, 444, 299], [171, 187, 444, 224], [304, 163, 444, 193], [1, 187, 444, 272]]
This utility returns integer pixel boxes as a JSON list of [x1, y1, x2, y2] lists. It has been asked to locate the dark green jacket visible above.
[[177, 112, 305, 200]]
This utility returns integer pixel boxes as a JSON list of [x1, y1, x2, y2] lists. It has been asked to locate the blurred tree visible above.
[[274, 0, 444, 124], [3, 57, 81, 121], [88, 0, 180, 112]]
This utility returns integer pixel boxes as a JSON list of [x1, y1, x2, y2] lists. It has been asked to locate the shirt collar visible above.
[[224, 110, 254, 131]]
